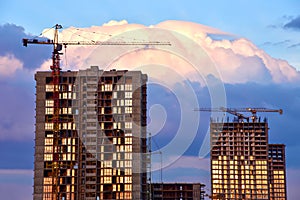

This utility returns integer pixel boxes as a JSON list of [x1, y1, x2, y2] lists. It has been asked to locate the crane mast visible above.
[[23, 24, 170, 200]]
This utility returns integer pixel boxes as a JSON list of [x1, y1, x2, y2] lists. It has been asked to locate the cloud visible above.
[[0, 23, 51, 71], [36, 20, 300, 84], [0, 54, 23, 76], [103, 20, 128, 26], [260, 40, 291, 47], [0, 71, 35, 141], [288, 43, 300, 49], [284, 15, 300, 30]]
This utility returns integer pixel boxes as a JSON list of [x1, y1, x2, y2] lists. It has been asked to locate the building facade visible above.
[[210, 119, 287, 200], [150, 183, 205, 200], [268, 144, 287, 200], [34, 66, 148, 200]]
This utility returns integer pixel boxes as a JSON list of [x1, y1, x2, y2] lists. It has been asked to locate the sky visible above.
[[1, 0, 300, 199]]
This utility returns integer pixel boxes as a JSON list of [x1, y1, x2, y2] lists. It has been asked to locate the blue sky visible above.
[[1, 0, 300, 199]]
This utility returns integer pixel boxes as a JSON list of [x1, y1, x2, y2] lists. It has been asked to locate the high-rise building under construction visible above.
[[210, 118, 287, 200], [34, 66, 148, 200]]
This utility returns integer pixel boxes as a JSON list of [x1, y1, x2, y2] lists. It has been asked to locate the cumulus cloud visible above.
[[103, 20, 128, 26], [37, 20, 300, 84]]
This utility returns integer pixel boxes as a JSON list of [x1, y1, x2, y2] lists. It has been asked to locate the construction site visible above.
[[198, 108, 287, 200], [26, 24, 287, 200]]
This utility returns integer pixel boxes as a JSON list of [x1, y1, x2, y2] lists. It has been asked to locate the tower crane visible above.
[[194, 107, 283, 122], [23, 24, 170, 200]]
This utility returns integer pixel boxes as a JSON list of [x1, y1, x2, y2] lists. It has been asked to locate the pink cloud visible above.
[[0, 54, 23, 76], [36, 20, 300, 84]]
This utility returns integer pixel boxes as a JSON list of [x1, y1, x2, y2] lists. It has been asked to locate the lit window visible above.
[[125, 84, 132, 91], [59, 93, 68, 99], [125, 145, 132, 152], [125, 169, 132, 175], [68, 85, 72, 92], [45, 100, 54, 107], [61, 108, 68, 114], [44, 146, 53, 153], [125, 92, 132, 98], [104, 176, 112, 183], [45, 123, 54, 130], [125, 107, 132, 113], [113, 92, 118, 98], [68, 93, 72, 99], [125, 138, 132, 144], [125, 177, 132, 183], [45, 108, 53, 114], [60, 123, 68, 129], [117, 85, 124, 91], [125, 161, 132, 167], [45, 138, 53, 145], [45, 85, 54, 92], [44, 154, 52, 161], [125, 100, 132, 106], [104, 84, 112, 91], [125, 153, 132, 160], [125, 122, 132, 129], [117, 100, 124, 106]]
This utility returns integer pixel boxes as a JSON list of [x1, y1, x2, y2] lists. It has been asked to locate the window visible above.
[[125, 107, 132, 113], [45, 100, 54, 107], [125, 100, 132, 106], [44, 154, 52, 161], [117, 85, 124, 91], [125, 122, 132, 129], [104, 84, 112, 91], [45, 85, 54, 92], [59, 92, 68, 99], [125, 177, 132, 184], [45, 123, 54, 130], [125, 161, 132, 167], [44, 146, 53, 153], [45, 138, 53, 145], [125, 92, 132, 98], [45, 108, 53, 115], [125, 84, 132, 91], [103, 169, 112, 175], [104, 176, 112, 183], [113, 122, 122, 129], [61, 108, 68, 114], [125, 145, 132, 152], [117, 100, 124, 106], [125, 169, 132, 175], [113, 92, 118, 98], [125, 138, 132, 144], [125, 153, 132, 160]]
